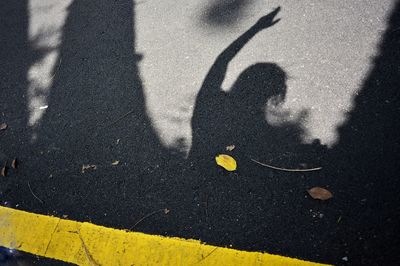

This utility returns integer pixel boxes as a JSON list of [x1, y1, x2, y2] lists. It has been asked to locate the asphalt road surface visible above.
[[1, 0, 399, 265]]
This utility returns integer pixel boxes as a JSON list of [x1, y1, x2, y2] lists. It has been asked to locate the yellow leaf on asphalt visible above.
[[215, 154, 237, 171]]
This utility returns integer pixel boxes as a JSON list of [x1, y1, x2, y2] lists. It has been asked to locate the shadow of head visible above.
[[201, 0, 254, 27], [230, 63, 287, 108]]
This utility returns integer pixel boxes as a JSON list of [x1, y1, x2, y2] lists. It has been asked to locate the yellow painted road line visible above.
[[0, 206, 329, 266]]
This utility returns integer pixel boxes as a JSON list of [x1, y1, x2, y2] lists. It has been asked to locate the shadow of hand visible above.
[[255, 6, 281, 29]]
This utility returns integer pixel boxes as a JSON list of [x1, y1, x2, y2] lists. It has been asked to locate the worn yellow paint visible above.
[[0, 206, 329, 266]]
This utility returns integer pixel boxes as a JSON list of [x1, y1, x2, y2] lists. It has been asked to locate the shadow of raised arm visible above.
[[200, 7, 281, 94]]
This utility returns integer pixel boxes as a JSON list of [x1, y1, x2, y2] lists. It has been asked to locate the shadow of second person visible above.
[[20, 0, 180, 228]]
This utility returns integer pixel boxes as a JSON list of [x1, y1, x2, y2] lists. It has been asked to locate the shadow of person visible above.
[[0, 0, 47, 161], [189, 7, 311, 170], [223, 63, 293, 160], [176, 7, 325, 245], [8, 0, 182, 230]]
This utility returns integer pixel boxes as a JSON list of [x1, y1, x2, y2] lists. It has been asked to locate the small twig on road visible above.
[[130, 208, 169, 230], [104, 109, 135, 128], [251, 158, 322, 172], [28, 181, 44, 204]]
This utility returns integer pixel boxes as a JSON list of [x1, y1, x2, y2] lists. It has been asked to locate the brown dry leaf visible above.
[[215, 154, 237, 171], [226, 145, 235, 151], [111, 160, 120, 166], [81, 164, 97, 173], [164, 208, 170, 214], [11, 158, 17, 169], [1, 166, 6, 177], [0, 123, 7, 131], [307, 187, 333, 200]]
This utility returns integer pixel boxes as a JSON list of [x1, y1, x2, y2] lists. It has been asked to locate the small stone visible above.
[[342, 256, 348, 262]]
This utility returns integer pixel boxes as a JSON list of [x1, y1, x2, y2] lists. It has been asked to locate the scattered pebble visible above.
[[226, 145, 235, 151], [81, 164, 97, 173]]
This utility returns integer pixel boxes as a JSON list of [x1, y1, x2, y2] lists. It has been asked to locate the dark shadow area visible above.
[[1, 0, 183, 232], [318, 1, 400, 264], [0, 1, 32, 163], [0, 3, 65, 265], [200, 0, 256, 28]]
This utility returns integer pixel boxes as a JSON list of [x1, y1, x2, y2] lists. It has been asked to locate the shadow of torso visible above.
[[189, 63, 308, 171]]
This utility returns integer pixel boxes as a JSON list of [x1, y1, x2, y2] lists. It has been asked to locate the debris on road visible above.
[[81, 164, 97, 173], [11, 158, 17, 169], [215, 154, 237, 171], [307, 187, 333, 200], [0, 123, 7, 131], [226, 145, 235, 151], [251, 158, 322, 172], [28, 181, 44, 204], [111, 160, 120, 166], [1, 164, 7, 177], [130, 208, 171, 230]]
